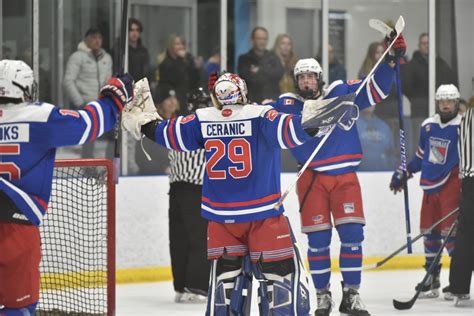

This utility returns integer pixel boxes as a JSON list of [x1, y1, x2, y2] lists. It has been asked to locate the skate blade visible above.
[[455, 296, 472, 308], [444, 293, 455, 301], [418, 289, 439, 299]]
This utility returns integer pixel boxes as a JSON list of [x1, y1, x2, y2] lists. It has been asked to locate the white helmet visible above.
[[0, 59, 36, 102], [213, 72, 248, 107], [293, 58, 323, 80], [435, 84, 460, 101]]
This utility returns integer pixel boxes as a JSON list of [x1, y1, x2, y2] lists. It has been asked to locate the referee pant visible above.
[[169, 182, 209, 294], [449, 177, 474, 294]]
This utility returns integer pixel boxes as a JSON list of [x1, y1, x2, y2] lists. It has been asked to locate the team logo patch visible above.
[[181, 114, 196, 124], [283, 98, 295, 105], [312, 215, 324, 224], [346, 79, 362, 85], [59, 109, 80, 118], [343, 203, 355, 214], [222, 109, 233, 117], [266, 109, 278, 121], [428, 137, 450, 165]]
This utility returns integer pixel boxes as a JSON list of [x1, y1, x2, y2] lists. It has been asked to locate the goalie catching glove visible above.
[[99, 73, 134, 110], [121, 77, 162, 140]]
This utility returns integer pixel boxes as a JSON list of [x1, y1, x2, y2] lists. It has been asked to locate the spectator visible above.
[[401, 33, 458, 118], [238, 26, 284, 102], [328, 43, 346, 83], [358, 42, 384, 79], [63, 27, 112, 158], [155, 34, 200, 116], [272, 34, 298, 94], [204, 46, 220, 85], [357, 106, 396, 171], [126, 18, 150, 81]]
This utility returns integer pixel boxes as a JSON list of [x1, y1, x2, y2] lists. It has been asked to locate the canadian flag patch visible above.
[[283, 98, 295, 105]]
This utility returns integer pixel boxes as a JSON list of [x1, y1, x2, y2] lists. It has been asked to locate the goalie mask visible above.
[[0, 59, 37, 103], [211, 72, 248, 109], [435, 84, 460, 122], [294, 58, 325, 100]]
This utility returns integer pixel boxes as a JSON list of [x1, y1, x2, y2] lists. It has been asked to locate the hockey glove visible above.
[[126, 77, 159, 114], [385, 33, 407, 64], [99, 73, 134, 111], [122, 107, 161, 141], [389, 167, 412, 194]]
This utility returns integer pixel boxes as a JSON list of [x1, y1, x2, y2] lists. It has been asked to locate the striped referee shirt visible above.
[[459, 108, 474, 178], [168, 149, 206, 185]]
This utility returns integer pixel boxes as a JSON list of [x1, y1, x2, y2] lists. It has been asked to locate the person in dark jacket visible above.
[[127, 18, 150, 81], [328, 43, 347, 84], [237, 26, 284, 103], [401, 33, 458, 118], [156, 34, 200, 116]]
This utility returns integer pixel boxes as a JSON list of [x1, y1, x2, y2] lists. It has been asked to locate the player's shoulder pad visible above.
[[324, 80, 347, 98], [421, 114, 440, 127], [13, 102, 56, 123]]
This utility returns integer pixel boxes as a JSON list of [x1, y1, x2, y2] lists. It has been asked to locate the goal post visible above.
[[37, 159, 115, 316]]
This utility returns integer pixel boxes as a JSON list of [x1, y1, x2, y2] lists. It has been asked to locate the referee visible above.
[[169, 88, 211, 303], [449, 100, 474, 306]]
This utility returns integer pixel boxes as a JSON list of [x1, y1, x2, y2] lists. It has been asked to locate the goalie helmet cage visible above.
[[37, 159, 116, 316]]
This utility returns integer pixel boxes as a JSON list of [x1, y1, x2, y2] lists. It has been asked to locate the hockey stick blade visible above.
[[369, 19, 393, 37], [393, 221, 457, 310]]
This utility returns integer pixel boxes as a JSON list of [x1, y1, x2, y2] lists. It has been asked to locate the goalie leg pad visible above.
[[206, 255, 252, 316], [255, 257, 310, 316]]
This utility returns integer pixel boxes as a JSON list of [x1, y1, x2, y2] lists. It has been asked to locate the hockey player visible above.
[[390, 84, 462, 299], [0, 60, 133, 315], [268, 35, 406, 315], [121, 71, 358, 315]]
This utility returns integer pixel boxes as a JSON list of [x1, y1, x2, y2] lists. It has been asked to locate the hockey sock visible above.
[[307, 229, 332, 291], [423, 232, 442, 268], [0, 302, 37, 316], [443, 234, 456, 257], [337, 223, 364, 289]]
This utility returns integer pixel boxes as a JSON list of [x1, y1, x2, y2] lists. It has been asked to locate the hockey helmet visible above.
[[293, 58, 324, 99], [187, 87, 211, 111], [435, 84, 460, 101], [212, 72, 248, 107], [0, 59, 37, 102]]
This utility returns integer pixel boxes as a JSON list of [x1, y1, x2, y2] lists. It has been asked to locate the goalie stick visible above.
[[274, 15, 406, 210], [393, 220, 457, 310], [369, 17, 413, 253], [362, 207, 459, 270]]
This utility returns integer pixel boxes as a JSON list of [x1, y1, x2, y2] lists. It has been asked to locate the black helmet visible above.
[[187, 87, 211, 112]]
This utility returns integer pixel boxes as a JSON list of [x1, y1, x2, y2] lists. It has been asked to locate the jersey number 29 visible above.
[[205, 138, 252, 180]]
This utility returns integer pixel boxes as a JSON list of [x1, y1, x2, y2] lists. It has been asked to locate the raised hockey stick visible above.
[[274, 16, 406, 210], [393, 220, 457, 310], [369, 17, 412, 253], [112, 0, 129, 184], [362, 207, 459, 270]]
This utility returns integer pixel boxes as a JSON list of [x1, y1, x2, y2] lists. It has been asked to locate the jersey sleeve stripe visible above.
[[277, 114, 288, 149], [371, 77, 387, 99], [89, 101, 105, 137], [369, 80, 381, 104], [366, 81, 376, 106], [167, 118, 180, 151], [84, 105, 99, 141], [78, 110, 92, 145], [162, 121, 171, 149], [175, 116, 189, 152], [288, 117, 303, 146], [283, 115, 295, 148]]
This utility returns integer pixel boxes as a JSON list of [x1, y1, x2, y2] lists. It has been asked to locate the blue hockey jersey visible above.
[[154, 104, 311, 223], [408, 114, 461, 193], [0, 98, 120, 225], [270, 62, 395, 175]]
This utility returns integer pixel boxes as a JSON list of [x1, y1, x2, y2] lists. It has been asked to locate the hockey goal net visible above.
[[37, 159, 115, 316]]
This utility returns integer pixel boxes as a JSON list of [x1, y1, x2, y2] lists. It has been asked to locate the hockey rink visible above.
[[117, 269, 474, 315]]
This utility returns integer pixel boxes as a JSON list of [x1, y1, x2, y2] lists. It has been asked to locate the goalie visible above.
[[123, 71, 358, 315]]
